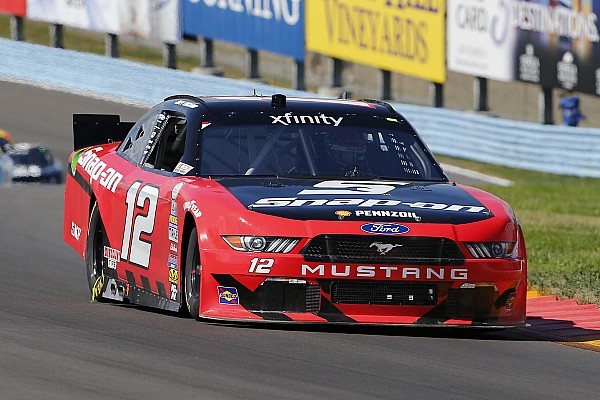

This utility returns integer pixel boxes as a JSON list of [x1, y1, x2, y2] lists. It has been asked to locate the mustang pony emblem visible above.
[[370, 242, 402, 255]]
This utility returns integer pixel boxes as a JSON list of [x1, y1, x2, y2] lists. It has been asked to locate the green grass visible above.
[[3, 14, 600, 304], [436, 155, 600, 304]]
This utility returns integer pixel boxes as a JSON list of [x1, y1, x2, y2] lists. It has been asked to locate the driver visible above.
[[0, 129, 13, 152], [323, 130, 368, 175]]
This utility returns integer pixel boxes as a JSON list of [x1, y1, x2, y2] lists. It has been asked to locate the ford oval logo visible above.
[[360, 223, 410, 235]]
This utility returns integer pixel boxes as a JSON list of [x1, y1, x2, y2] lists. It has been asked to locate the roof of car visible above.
[[164, 94, 401, 118]]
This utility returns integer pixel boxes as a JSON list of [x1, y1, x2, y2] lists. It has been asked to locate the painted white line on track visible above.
[[441, 163, 513, 187]]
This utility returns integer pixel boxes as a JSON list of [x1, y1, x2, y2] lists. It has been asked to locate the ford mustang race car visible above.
[[63, 94, 527, 327]]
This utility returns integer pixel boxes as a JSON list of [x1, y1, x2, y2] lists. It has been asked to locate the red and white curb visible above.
[[525, 291, 600, 351]]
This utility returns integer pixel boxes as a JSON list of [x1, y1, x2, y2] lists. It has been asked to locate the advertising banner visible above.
[[448, 0, 600, 96], [27, 0, 121, 33], [119, 0, 182, 43], [0, 0, 26, 16], [447, 0, 517, 81], [183, 0, 305, 61], [306, 0, 446, 83]]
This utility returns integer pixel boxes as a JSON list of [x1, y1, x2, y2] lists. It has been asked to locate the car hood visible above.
[[217, 178, 494, 224]]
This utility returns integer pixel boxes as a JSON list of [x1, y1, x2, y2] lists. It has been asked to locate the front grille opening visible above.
[[330, 281, 437, 306], [302, 235, 465, 266]]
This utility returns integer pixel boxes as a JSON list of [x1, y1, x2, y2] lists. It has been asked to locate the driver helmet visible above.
[[326, 131, 367, 167], [0, 129, 13, 153]]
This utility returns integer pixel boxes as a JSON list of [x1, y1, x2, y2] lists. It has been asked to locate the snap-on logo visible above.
[[360, 223, 409, 235]]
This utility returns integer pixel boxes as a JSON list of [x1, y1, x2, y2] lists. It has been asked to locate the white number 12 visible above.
[[121, 181, 159, 269]]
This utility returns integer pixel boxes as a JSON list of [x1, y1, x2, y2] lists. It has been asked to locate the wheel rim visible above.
[[189, 246, 201, 299], [90, 222, 104, 283]]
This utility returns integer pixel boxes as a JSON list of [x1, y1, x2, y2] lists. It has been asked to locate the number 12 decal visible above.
[[121, 181, 159, 269]]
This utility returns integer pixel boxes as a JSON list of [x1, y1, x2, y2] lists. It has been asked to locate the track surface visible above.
[[1, 81, 599, 400]]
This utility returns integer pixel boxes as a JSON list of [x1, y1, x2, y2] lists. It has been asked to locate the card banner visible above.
[[0, 0, 26, 16], [448, 0, 600, 96], [306, 0, 446, 83], [183, 0, 305, 61], [119, 0, 182, 43]]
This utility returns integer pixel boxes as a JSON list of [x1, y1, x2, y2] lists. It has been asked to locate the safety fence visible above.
[[1, 38, 600, 178]]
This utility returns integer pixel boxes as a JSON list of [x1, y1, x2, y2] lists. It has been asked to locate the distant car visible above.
[[8, 143, 63, 183], [63, 94, 527, 328]]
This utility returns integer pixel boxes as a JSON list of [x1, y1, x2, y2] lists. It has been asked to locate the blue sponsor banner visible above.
[[183, 0, 305, 61]]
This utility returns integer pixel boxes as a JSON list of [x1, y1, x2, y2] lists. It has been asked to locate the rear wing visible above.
[[72, 114, 135, 150]]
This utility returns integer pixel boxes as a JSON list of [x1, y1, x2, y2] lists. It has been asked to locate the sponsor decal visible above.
[[174, 99, 199, 108], [369, 242, 402, 255], [183, 200, 202, 218], [168, 253, 178, 270], [170, 201, 178, 216], [170, 283, 178, 301], [77, 147, 123, 192], [171, 182, 184, 200], [335, 210, 351, 220], [355, 210, 421, 221], [250, 198, 486, 214], [103, 246, 121, 270], [70, 221, 82, 241], [218, 286, 240, 305], [201, 122, 212, 130], [270, 112, 343, 126], [173, 162, 194, 175], [170, 242, 178, 253], [169, 214, 178, 225], [301, 264, 469, 280], [361, 223, 409, 235], [168, 222, 178, 243], [168, 268, 179, 284]]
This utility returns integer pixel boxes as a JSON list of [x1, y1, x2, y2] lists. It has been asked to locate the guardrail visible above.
[[2, 38, 600, 178]]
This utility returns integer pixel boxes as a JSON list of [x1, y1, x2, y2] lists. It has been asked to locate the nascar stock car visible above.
[[63, 94, 527, 328]]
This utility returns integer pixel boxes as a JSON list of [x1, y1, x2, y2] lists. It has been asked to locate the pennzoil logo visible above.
[[335, 210, 351, 220], [218, 286, 239, 305]]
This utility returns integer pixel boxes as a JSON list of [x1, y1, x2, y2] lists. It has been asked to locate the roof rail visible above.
[[358, 99, 396, 115], [163, 94, 205, 103]]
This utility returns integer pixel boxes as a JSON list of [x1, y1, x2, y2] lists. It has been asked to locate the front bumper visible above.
[[198, 251, 527, 328]]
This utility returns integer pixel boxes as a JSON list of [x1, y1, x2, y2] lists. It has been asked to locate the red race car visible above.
[[64, 94, 527, 327]]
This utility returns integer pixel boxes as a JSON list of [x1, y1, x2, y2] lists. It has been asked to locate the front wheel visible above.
[[184, 227, 201, 319], [86, 203, 107, 301]]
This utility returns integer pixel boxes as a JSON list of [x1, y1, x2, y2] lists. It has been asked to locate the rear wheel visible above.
[[86, 203, 107, 301], [184, 227, 201, 319]]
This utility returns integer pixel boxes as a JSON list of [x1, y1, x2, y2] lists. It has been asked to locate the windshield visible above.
[[10, 147, 52, 167], [199, 123, 445, 181]]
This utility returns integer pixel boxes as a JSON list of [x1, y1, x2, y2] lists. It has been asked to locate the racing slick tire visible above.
[[184, 227, 201, 319], [86, 203, 107, 302]]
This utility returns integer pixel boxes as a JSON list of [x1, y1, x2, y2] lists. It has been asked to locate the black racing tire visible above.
[[86, 203, 107, 301], [184, 227, 201, 319]]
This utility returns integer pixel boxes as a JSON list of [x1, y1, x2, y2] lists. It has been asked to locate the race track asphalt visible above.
[[1, 80, 599, 400]]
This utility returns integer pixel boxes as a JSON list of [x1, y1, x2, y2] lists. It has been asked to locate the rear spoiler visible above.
[[72, 114, 135, 150]]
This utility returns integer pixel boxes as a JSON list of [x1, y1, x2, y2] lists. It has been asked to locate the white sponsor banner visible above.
[[119, 0, 181, 43], [447, 0, 517, 81], [27, 0, 181, 41], [27, 0, 121, 33]]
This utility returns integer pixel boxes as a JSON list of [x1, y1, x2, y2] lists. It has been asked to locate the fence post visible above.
[[163, 43, 177, 69], [474, 77, 489, 112], [539, 86, 554, 125], [50, 24, 64, 49], [201, 38, 215, 68], [246, 48, 260, 79], [332, 57, 343, 88], [105, 33, 119, 58], [379, 69, 392, 100], [431, 82, 444, 108], [10, 16, 24, 41], [293, 60, 306, 91]]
